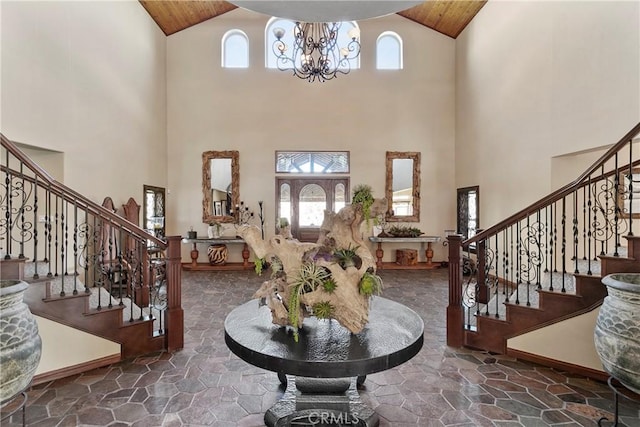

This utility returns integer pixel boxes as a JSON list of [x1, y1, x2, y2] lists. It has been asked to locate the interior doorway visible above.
[[277, 178, 349, 242], [143, 185, 166, 239], [457, 186, 479, 241]]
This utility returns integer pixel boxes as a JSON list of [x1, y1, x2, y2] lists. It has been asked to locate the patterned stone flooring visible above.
[[4, 269, 640, 426]]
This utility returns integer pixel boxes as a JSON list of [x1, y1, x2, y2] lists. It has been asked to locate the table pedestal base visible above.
[[265, 376, 379, 427]]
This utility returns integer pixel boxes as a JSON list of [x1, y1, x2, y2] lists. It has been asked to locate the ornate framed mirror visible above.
[[202, 150, 239, 224], [385, 151, 420, 222]]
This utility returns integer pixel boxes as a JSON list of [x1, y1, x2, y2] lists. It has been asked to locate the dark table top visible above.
[[224, 297, 424, 378]]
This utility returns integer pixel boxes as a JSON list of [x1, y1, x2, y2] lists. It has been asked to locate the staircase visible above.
[[447, 122, 640, 375], [0, 133, 184, 375]]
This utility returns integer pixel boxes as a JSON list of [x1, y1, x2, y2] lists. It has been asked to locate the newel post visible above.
[[165, 235, 184, 352], [447, 234, 464, 348]]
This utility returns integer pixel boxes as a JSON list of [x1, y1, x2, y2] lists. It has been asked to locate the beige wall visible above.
[[166, 9, 457, 263], [35, 316, 120, 376], [456, 0, 640, 229], [1, 0, 168, 206], [507, 308, 605, 373]]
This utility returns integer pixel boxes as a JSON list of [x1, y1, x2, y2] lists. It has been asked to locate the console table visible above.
[[225, 297, 424, 427], [180, 237, 253, 271], [369, 236, 442, 270]]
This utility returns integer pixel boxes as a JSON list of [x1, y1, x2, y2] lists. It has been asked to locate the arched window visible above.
[[222, 30, 249, 68], [299, 184, 326, 227], [266, 18, 360, 69], [376, 31, 402, 70], [279, 183, 291, 225], [334, 183, 346, 212]]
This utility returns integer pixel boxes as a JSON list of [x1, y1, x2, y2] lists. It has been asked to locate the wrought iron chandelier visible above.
[[272, 22, 361, 83]]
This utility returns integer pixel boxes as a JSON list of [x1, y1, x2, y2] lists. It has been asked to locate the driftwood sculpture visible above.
[[238, 198, 387, 340]]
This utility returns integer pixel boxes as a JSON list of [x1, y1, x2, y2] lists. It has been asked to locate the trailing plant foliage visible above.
[[288, 284, 303, 342], [254, 257, 266, 276], [359, 271, 383, 297], [352, 184, 375, 226]]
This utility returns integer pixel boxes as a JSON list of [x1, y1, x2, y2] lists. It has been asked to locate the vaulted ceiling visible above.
[[139, 1, 487, 39]]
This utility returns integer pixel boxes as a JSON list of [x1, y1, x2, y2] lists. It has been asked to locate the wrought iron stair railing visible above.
[[447, 121, 640, 349], [0, 133, 184, 356]]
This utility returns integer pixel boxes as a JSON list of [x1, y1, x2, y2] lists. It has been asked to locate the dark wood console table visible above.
[[180, 237, 253, 271], [369, 236, 441, 270], [224, 297, 424, 426]]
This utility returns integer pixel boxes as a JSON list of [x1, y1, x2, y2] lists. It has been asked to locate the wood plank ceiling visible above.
[[139, 0, 487, 38]]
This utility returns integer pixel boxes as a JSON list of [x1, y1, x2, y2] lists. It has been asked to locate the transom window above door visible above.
[[275, 151, 349, 173]]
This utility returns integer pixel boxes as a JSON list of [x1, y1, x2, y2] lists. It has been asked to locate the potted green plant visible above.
[[352, 184, 375, 227]]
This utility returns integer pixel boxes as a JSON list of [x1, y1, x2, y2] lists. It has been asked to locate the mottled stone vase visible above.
[[594, 273, 640, 394], [0, 280, 42, 403]]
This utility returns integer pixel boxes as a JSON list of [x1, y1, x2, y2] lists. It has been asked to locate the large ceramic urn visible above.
[[594, 273, 640, 394], [0, 280, 42, 403]]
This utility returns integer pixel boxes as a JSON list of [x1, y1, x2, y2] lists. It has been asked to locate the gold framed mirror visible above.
[[385, 151, 420, 222], [202, 150, 239, 224]]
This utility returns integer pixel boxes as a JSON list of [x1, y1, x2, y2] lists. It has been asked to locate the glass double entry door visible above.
[[277, 178, 349, 242]]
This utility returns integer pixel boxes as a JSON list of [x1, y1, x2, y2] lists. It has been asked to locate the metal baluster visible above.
[[592, 178, 599, 261], [73, 202, 78, 295], [117, 227, 125, 308], [95, 214, 103, 311], [18, 162, 25, 259], [494, 233, 500, 317], [629, 141, 634, 233], [536, 210, 542, 289], [46, 188, 52, 277], [503, 230, 509, 303], [60, 199, 66, 286], [5, 154, 13, 258], [54, 195, 59, 277], [603, 165, 610, 256], [515, 220, 520, 305], [582, 185, 587, 260], [137, 239, 145, 321], [471, 245, 480, 317], [553, 201, 558, 273], [64, 198, 69, 277], [544, 205, 549, 273], [2, 148, 7, 259], [510, 225, 514, 300], [549, 203, 555, 291], [561, 197, 567, 293], [587, 176, 593, 275], [573, 190, 579, 274], [526, 216, 531, 307], [83, 207, 90, 295], [58, 196, 66, 297], [613, 154, 620, 257], [33, 179, 39, 279], [107, 218, 115, 309]]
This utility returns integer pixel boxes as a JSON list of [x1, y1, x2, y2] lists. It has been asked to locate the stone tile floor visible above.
[[3, 269, 639, 426]]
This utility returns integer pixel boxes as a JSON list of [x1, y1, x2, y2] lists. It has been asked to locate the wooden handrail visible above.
[[466, 121, 640, 246], [1, 133, 166, 248]]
